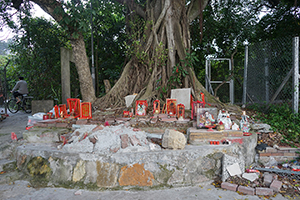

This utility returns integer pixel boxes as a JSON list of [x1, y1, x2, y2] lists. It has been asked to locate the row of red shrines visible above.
[[124, 93, 208, 120], [51, 98, 92, 119]]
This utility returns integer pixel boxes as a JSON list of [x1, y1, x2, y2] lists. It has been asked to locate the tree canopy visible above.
[[0, 0, 298, 107]]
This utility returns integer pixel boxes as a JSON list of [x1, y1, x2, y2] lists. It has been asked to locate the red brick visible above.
[[270, 180, 282, 192], [92, 125, 103, 132], [266, 147, 277, 153], [76, 119, 88, 125], [47, 123, 57, 127], [120, 134, 129, 149], [129, 135, 141, 146], [110, 147, 120, 153], [226, 130, 243, 137], [277, 150, 286, 153], [33, 122, 47, 127], [259, 153, 271, 157], [284, 152, 296, 156], [289, 149, 300, 152], [270, 152, 284, 156], [89, 120, 101, 125], [56, 123, 68, 128], [255, 187, 274, 196], [238, 185, 255, 195], [263, 173, 273, 186], [222, 132, 229, 137], [221, 182, 238, 191]]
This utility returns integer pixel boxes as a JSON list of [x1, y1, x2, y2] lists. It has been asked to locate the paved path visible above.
[[0, 108, 31, 143], [0, 180, 291, 200]]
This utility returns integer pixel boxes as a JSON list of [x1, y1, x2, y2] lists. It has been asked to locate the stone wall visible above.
[[259, 146, 300, 165], [16, 143, 251, 188]]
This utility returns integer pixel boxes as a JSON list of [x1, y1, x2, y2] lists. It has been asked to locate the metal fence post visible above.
[[242, 43, 248, 106], [293, 37, 299, 114], [265, 58, 269, 104]]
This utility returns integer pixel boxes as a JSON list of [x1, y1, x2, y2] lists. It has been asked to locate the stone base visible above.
[[15, 142, 256, 189], [187, 127, 244, 145]]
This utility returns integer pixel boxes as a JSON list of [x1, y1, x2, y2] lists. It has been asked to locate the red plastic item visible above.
[[58, 104, 67, 118], [61, 136, 67, 145], [191, 101, 205, 120], [123, 111, 130, 118], [166, 99, 177, 117], [104, 121, 110, 126], [11, 132, 17, 141], [243, 132, 252, 136], [54, 105, 60, 118], [43, 115, 49, 120], [79, 102, 92, 119], [153, 100, 160, 114], [177, 103, 185, 119], [67, 98, 81, 118], [246, 169, 260, 173], [25, 126, 33, 130], [135, 100, 148, 116]]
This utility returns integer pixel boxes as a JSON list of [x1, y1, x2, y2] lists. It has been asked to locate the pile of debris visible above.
[[217, 166, 300, 197], [59, 124, 187, 154]]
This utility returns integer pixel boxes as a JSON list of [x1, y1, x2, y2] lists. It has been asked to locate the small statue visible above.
[[137, 103, 146, 115], [240, 111, 250, 132], [231, 122, 240, 130], [218, 110, 232, 130], [204, 111, 215, 126]]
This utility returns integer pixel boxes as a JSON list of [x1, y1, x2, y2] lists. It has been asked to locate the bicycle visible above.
[[7, 94, 33, 114]]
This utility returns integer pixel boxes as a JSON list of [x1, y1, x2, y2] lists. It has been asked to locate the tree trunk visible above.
[[94, 0, 223, 109], [30, 0, 96, 103], [71, 35, 96, 102]]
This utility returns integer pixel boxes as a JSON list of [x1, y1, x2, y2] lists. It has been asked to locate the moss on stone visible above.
[[3, 161, 17, 172], [202, 152, 224, 179], [54, 181, 99, 191], [27, 156, 52, 178], [156, 163, 175, 184]]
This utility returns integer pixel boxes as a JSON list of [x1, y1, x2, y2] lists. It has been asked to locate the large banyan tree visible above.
[[94, 0, 222, 108], [9, 0, 222, 108]]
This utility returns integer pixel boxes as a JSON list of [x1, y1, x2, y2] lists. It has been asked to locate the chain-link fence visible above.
[[244, 36, 299, 110]]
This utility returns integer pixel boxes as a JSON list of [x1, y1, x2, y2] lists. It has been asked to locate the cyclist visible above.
[[11, 76, 28, 103]]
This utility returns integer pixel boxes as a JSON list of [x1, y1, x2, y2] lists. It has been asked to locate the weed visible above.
[[248, 103, 300, 146]]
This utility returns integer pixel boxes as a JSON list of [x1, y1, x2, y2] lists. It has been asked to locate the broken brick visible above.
[[76, 119, 88, 125], [221, 182, 238, 192], [56, 123, 68, 128], [92, 125, 103, 132], [130, 135, 141, 146], [263, 173, 273, 187], [238, 185, 255, 195], [120, 134, 129, 149], [270, 180, 282, 192], [110, 147, 120, 153], [255, 187, 274, 196]]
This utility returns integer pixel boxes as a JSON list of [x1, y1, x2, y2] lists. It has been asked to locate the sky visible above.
[[0, 4, 51, 41]]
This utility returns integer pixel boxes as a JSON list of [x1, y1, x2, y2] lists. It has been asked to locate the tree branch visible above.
[[114, 0, 146, 19], [187, 0, 209, 22], [30, 0, 64, 22]]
